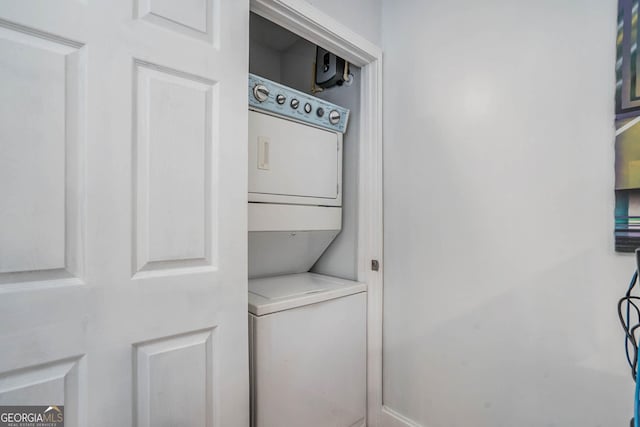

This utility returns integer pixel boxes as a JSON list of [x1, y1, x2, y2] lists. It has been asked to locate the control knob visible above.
[[316, 107, 325, 117], [304, 103, 312, 113], [328, 110, 341, 125], [276, 94, 286, 105], [290, 98, 300, 109], [253, 84, 269, 102]]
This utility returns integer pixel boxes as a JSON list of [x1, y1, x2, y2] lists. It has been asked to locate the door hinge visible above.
[[371, 259, 380, 272]]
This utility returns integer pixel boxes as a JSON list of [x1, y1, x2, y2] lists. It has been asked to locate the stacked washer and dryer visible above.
[[247, 73, 367, 427]]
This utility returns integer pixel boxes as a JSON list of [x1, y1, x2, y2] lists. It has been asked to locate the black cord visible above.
[[619, 292, 640, 381], [619, 296, 636, 380], [619, 267, 640, 425], [628, 299, 640, 375]]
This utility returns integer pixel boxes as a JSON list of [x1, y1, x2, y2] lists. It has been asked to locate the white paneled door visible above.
[[0, 1, 249, 426]]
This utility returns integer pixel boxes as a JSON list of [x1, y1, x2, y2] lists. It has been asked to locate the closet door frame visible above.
[[249, 1, 385, 425]]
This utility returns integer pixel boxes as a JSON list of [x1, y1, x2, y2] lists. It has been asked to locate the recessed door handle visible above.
[[258, 137, 270, 170]]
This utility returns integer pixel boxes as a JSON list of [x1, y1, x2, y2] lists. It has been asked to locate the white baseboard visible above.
[[381, 406, 423, 427]]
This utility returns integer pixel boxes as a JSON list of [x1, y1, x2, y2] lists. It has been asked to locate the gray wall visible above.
[[382, 0, 633, 426], [249, 42, 281, 82]]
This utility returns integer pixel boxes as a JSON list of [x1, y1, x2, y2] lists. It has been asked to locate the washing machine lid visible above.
[[248, 272, 366, 316]]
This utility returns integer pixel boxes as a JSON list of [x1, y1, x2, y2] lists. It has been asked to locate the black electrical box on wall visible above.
[[315, 46, 347, 89]]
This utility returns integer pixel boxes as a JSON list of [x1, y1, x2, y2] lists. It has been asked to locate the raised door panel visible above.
[[0, 357, 86, 426], [133, 61, 217, 276], [134, 329, 216, 427], [0, 23, 85, 284], [135, 0, 217, 43]]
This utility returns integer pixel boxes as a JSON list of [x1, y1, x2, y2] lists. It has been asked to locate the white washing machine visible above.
[[248, 273, 367, 427], [247, 74, 366, 427]]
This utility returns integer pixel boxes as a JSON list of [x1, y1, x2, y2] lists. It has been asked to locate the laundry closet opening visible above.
[[248, 12, 361, 280], [246, 11, 367, 427]]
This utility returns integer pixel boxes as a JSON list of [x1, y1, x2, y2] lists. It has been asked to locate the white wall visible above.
[[382, 0, 635, 426], [303, 0, 381, 45]]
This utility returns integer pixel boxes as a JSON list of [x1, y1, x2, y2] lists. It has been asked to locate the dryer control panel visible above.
[[248, 73, 350, 134]]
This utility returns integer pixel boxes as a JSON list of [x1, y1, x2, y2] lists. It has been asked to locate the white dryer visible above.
[[249, 273, 366, 427]]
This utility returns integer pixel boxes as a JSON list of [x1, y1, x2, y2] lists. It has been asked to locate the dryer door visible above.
[[248, 110, 342, 206]]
